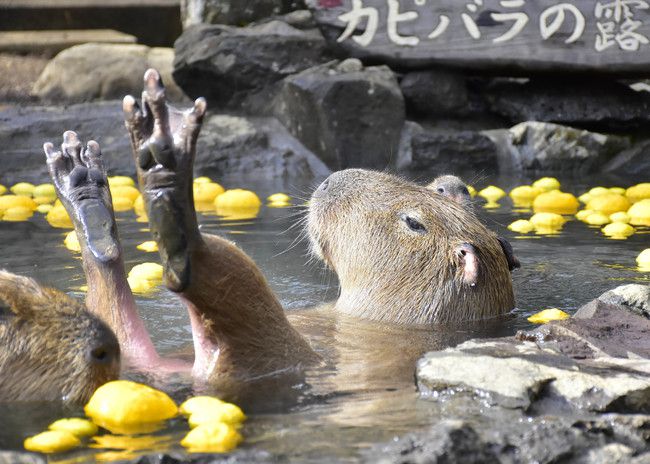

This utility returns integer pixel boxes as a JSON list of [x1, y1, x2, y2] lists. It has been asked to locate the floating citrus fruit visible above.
[[84, 380, 177, 434], [527, 308, 570, 324]]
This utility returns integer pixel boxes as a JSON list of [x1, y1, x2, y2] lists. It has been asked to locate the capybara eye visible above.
[[437, 187, 445, 194], [402, 215, 427, 233]]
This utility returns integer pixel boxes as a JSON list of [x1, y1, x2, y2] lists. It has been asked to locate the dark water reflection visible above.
[[0, 171, 648, 461]]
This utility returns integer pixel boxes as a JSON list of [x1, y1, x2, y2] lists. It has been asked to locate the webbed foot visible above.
[[123, 69, 207, 292], [44, 132, 119, 263]]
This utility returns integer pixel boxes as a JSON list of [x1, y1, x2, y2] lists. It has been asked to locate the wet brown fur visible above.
[[0, 271, 119, 402], [181, 235, 319, 382]]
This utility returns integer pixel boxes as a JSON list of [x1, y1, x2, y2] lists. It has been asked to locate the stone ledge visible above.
[[0, 29, 136, 56]]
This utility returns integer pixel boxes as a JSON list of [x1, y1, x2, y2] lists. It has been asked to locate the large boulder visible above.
[[195, 114, 330, 179], [0, 102, 328, 185], [417, 291, 650, 413], [417, 337, 650, 412], [0, 101, 130, 185], [273, 59, 404, 170], [32, 44, 185, 103], [400, 70, 480, 118], [180, 0, 305, 28], [410, 129, 498, 173], [172, 21, 330, 109], [485, 78, 650, 131], [483, 122, 630, 174]]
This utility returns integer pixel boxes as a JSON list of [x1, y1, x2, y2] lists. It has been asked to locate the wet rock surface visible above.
[[0, 102, 329, 185], [484, 122, 630, 174], [367, 285, 650, 463], [273, 59, 404, 170], [365, 414, 650, 464], [32, 44, 186, 103], [172, 21, 330, 109]]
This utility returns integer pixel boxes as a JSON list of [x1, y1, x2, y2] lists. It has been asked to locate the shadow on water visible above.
[[0, 172, 647, 460]]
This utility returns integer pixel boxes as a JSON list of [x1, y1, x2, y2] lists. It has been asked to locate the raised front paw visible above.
[[44, 131, 119, 263], [122, 69, 207, 292], [123, 68, 206, 194]]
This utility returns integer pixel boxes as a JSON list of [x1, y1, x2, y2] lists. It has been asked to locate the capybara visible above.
[[428, 174, 472, 206], [0, 271, 119, 402], [429, 174, 520, 272]]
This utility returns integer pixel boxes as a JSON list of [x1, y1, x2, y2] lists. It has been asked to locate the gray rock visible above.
[[395, 121, 423, 170], [0, 452, 45, 464], [483, 122, 630, 174], [400, 70, 477, 118], [32, 44, 186, 103], [417, 324, 650, 412], [0, 102, 329, 185], [527, 299, 650, 361], [574, 444, 635, 464], [366, 412, 650, 464], [172, 22, 330, 109], [410, 130, 498, 172], [180, 0, 305, 28], [273, 61, 404, 170], [277, 9, 315, 29], [196, 115, 330, 180], [486, 78, 650, 131], [364, 420, 499, 464], [596, 284, 650, 319], [0, 101, 130, 185], [603, 139, 650, 176]]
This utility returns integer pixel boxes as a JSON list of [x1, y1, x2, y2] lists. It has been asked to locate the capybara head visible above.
[[427, 175, 472, 207], [308, 169, 515, 324], [0, 271, 119, 403]]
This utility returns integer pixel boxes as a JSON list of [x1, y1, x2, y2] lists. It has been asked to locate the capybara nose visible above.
[[86, 337, 120, 367]]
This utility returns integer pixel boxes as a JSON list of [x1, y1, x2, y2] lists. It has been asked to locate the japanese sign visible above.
[[307, 0, 650, 72]]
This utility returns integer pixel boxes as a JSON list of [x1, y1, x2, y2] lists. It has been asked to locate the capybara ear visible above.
[[455, 243, 480, 287], [0, 270, 45, 317], [497, 237, 521, 271]]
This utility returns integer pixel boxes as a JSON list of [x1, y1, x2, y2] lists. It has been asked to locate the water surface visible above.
[[0, 172, 647, 461]]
